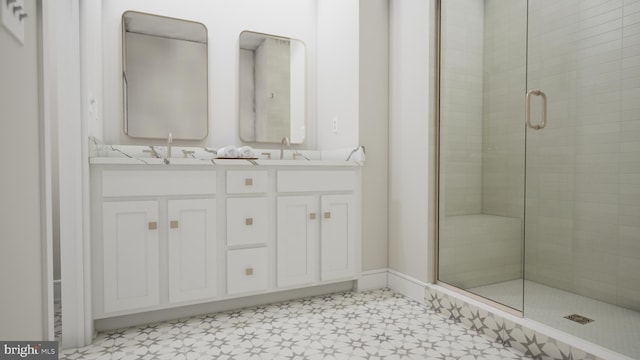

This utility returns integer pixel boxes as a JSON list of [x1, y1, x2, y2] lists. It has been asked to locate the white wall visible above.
[[317, 0, 360, 150], [100, 0, 319, 149], [0, 0, 45, 340], [58, 0, 91, 347], [98, 0, 361, 151], [388, 0, 434, 283], [359, 0, 388, 271]]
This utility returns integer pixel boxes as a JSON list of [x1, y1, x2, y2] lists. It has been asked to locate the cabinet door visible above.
[[103, 201, 159, 313], [277, 196, 318, 287], [168, 199, 217, 303], [321, 194, 356, 281]]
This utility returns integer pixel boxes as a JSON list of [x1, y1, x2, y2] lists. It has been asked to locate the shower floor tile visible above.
[[469, 280, 640, 358], [60, 288, 532, 359]]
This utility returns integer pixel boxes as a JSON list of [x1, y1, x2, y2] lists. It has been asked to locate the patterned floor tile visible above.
[[61, 289, 532, 359], [55, 301, 62, 342]]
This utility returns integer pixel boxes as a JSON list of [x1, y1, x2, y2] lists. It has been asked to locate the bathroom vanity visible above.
[[89, 158, 361, 320], [86, 6, 364, 325]]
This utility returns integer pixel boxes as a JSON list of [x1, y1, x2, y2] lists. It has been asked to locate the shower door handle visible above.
[[525, 89, 547, 130]]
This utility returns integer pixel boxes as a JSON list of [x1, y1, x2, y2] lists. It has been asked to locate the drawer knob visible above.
[[245, 217, 253, 226], [245, 267, 254, 276], [170, 220, 179, 229], [324, 212, 331, 219], [245, 178, 253, 186], [148, 221, 157, 230], [309, 212, 317, 220]]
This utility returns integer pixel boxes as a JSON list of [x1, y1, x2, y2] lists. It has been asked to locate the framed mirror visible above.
[[122, 11, 208, 140], [239, 31, 306, 144]]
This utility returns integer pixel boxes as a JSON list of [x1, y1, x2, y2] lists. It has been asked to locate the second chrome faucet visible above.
[[164, 132, 172, 164], [280, 136, 290, 160]]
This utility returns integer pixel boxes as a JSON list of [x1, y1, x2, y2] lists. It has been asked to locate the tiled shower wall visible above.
[[480, 0, 527, 219], [440, 215, 522, 288], [439, 0, 524, 289], [440, 0, 484, 217], [524, 0, 640, 312]]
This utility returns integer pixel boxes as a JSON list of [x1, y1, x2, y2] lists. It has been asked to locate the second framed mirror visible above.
[[239, 31, 306, 144]]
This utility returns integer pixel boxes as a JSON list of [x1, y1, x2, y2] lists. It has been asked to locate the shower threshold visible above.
[[468, 279, 639, 359]]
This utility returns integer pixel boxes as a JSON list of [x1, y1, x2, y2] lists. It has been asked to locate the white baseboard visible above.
[[356, 269, 388, 291], [356, 268, 429, 304], [387, 269, 428, 304], [93, 270, 427, 333], [95, 281, 354, 332]]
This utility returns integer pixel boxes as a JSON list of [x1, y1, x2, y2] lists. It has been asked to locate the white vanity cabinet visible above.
[[91, 162, 360, 323], [276, 170, 358, 288], [102, 198, 217, 312], [92, 169, 217, 318]]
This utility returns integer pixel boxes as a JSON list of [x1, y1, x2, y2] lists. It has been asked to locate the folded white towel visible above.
[[216, 145, 238, 158], [237, 146, 255, 158]]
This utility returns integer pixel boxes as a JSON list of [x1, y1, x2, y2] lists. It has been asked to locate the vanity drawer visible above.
[[227, 171, 268, 194], [226, 197, 268, 246], [277, 170, 355, 193], [103, 170, 216, 197], [227, 247, 268, 295]]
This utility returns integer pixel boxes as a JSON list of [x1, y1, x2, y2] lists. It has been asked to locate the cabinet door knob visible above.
[[148, 221, 157, 230], [309, 212, 317, 220], [245, 217, 253, 226], [245, 178, 253, 186], [245, 267, 254, 276], [170, 220, 179, 229], [324, 212, 331, 219]]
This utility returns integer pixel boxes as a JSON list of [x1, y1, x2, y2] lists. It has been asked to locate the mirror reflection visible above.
[[239, 31, 306, 144], [122, 11, 208, 140]]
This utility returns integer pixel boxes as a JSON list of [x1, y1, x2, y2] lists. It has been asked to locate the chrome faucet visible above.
[[165, 132, 172, 164], [280, 136, 290, 160]]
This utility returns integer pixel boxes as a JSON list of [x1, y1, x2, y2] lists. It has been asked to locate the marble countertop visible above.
[[89, 144, 365, 167], [89, 157, 362, 167]]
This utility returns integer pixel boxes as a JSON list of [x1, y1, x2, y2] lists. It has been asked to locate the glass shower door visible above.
[[523, 1, 640, 356], [438, 0, 640, 355], [437, 0, 528, 313]]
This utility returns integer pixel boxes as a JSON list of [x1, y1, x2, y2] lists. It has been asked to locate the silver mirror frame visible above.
[[238, 30, 307, 144], [122, 11, 209, 140]]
